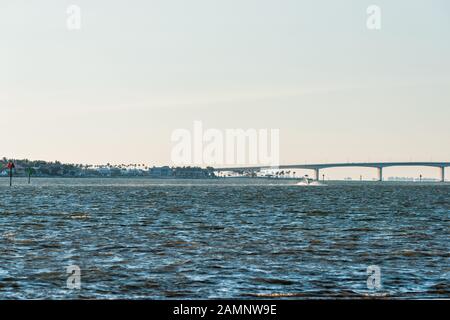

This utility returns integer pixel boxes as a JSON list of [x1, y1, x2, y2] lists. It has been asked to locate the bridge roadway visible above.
[[215, 162, 450, 182]]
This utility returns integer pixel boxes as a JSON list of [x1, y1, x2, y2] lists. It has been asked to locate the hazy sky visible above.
[[1, 0, 449, 178]]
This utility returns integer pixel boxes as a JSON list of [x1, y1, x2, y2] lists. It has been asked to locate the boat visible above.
[[296, 175, 326, 186]]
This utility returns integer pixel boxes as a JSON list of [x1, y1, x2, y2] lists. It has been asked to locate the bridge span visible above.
[[216, 162, 450, 182]]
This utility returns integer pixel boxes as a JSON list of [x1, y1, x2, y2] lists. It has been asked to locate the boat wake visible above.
[[295, 175, 327, 186], [295, 181, 327, 186]]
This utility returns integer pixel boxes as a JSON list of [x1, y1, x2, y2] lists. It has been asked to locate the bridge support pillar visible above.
[[439, 167, 445, 182], [377, 167, 383, 182], [314, 168, 320, 181]]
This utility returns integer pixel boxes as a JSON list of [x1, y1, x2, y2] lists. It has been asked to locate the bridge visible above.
[[215, 162, 450, 182]]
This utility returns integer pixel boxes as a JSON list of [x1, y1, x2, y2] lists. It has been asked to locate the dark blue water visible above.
[[0, 178, 448, 299]]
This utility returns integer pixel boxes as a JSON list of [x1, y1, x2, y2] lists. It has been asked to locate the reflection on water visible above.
[[0, 178, 448, 299]]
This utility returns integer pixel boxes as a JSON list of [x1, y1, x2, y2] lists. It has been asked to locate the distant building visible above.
[[149, 166, 215, 179], [149, 166, 173, 178], [96, 167, 111, 176], [173, 167, 215, 179], [124, 168, 144, 176]]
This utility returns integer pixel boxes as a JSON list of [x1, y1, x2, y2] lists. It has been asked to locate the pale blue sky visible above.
[[1, 0, 449, 178]]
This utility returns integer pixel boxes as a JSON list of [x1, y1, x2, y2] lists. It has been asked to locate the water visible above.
[[0, 178, 448, 299]]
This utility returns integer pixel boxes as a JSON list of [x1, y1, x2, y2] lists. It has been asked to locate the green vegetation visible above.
[[0, 158, 216, 178]]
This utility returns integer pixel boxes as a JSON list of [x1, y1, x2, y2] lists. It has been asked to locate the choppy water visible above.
[[0, 178, 448, 299]]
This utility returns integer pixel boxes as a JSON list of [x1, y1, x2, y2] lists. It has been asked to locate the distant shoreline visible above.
[[0, 176, 446, 183]]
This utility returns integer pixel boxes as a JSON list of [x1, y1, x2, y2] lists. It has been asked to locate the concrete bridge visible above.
[[216, 162, 450, 182]]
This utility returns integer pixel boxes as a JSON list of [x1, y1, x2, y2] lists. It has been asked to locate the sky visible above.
[[1, 0, 449, 179]]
